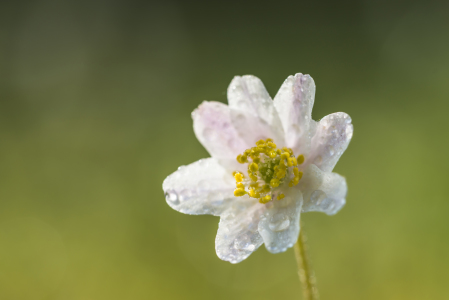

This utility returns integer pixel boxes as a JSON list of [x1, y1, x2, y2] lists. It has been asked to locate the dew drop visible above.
[[268, 214, 290, 232], [165, 190, 179, 205], [234, 235, 255, 251], [178, 189, 191, 202], [327, 145, 335, 156], [310, 190, 327, 205]]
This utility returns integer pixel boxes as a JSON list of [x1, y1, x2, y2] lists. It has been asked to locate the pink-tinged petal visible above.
[[258, 190, 302, 253], [308, 112, 353, 172], [215, 199, 265, 263], [192, 101, 250, 159], [273, 73, 316, 156], [227, 75, 285, 145], [229, 109, 285, 146], [163, 158, 236, 216], [299, 164, 346, 215]]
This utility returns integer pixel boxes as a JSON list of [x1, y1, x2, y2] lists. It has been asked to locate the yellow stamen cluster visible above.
[[232, 138, 304, 204]]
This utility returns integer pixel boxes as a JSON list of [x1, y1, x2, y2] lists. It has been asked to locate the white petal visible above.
[[162, 158, 235, 216], [215, 199, 265, 263], [273, 73, 316, 155], [299, 164, 347, 215], [227, 75, 285, 145], [308, 112, 353, 172], [229, 109, 285, 146], [192, 101, 249, 159], [258, 191, 302, 253]]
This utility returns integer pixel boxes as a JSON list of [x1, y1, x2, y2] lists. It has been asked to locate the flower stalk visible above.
[[294, 226, 319, 300]]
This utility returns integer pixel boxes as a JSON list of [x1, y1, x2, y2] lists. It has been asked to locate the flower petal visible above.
[[258, 191, 302, 253], [273, 73, 316, 155], [299, 164, 347, 215], [192, 101, 250, 159], [162, 158, 235, 216], [308, 112, 353, 172], [227, 75, 285, 145], [215, 198, 265, 263]]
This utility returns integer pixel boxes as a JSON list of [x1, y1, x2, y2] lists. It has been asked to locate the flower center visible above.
[[233, 138, 304, 204]]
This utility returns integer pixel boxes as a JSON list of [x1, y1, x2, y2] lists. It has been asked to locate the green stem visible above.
[[294, 226, 319, 300]]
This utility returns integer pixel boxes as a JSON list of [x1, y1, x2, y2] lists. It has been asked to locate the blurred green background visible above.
[[1, 0, 449, 299]]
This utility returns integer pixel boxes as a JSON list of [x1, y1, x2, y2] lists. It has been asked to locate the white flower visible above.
[[163, 74, 353, 263]]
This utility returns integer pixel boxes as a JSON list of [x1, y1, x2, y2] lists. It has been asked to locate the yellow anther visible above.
[[270, 178, 280, 188], [249, 173, 258, 182], [267, 142, 276, 148], [277, 193, 285, 200], [252, 157, 260, 164], [256, 139, 266, 146], [265, 138, 273, 143], [250, 182, 259, 188], [281, 152, 290, 160], [276, 149, 282, 155], [250, 147, 259, 154], [249, 162, 259, 172], [276, 170, 286, 179], [297, 154, 304, 165], [289, 171, 303, 187], [290, 157, 298, 166], [234, 172, 244, 182], [256, 146, 266, 153], [234, 188, 246, 197], [262, 184, 271, 193], [259, 195, 272, 204], [287, 158, 294, 167], [236, 182, 245, 189], [293, 167, 299, 176], [282, 147, 293, 155], [237, 154, 247, 164], [248, 188, 260, 198], [268, 150, 276, 158]]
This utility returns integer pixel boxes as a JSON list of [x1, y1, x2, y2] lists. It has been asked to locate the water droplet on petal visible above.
[[178, 189, 191, 202], [234, 235, 255, 251], [268, 213, 290, 232], [165, 190, 179, 205], [310, 190, 327, 205], [327, 145, 335, 156]]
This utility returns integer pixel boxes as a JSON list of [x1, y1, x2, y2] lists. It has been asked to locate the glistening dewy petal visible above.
[[162, 73, 353, 263]]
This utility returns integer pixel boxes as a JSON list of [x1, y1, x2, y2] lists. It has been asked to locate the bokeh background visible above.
[[1, 0, 449, 299]]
